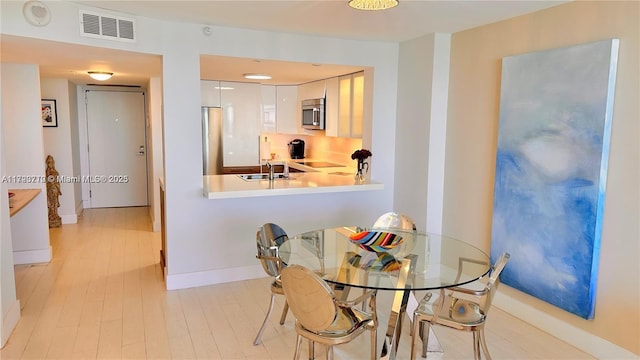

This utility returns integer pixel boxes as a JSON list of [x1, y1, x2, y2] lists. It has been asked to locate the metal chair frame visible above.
[[410, 253, 510, 360], [281, 264, 378, 360], [253, 223, 290, 346]]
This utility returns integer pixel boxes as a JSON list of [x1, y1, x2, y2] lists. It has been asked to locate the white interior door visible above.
[[86, 90, 148, 208]]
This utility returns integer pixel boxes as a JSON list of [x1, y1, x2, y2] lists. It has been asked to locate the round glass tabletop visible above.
[[281, 226, 491, 291]]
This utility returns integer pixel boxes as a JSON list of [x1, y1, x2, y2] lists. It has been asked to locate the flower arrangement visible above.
[[352, 149, 372, 184], [351, 149, 372, 161]]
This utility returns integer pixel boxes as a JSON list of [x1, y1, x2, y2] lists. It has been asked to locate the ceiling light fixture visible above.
[[243, 73, 271, 80], [348, 0, 398, 11], [88, 71, 113, 81]]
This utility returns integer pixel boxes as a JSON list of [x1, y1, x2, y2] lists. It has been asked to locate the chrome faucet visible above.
[[265, 160, 275, 180]]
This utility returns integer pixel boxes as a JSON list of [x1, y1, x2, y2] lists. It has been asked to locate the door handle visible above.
[[313, 108, 320, 125], [137, 145, 145, 156]]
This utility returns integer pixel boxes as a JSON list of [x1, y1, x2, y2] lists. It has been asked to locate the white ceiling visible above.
[[1, 0, 566, 86]]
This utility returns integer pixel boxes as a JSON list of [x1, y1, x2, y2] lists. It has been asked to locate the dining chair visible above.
[[253, 223, 290, 345], [410, 252, 510, 360], [281, 264, 378, 360]]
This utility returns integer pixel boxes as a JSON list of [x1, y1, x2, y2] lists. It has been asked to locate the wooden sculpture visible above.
[[45, 155, 62, 228]]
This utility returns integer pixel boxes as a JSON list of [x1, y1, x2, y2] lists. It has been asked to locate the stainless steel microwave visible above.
[[301, 98, 325, 130]]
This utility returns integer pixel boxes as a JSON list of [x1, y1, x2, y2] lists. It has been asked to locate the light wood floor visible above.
[[1, 207, 595, 359]]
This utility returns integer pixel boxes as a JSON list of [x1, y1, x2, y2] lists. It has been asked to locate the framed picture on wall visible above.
[[42, 99, 57, 127]]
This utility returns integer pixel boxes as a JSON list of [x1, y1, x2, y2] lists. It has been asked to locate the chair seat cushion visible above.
[[416, 293, 486, 327], [296, 306, 373, 344], [319, 306, 373, 336]]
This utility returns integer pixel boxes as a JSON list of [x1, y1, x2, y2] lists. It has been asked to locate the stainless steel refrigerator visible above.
[[202, 107, 223, 175]]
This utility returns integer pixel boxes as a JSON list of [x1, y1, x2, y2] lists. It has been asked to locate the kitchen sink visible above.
[[237, 173, 291, 181]]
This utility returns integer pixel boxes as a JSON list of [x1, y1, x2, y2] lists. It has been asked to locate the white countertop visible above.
[[203, 170, 383, 199], [285, 158, 356, 174]]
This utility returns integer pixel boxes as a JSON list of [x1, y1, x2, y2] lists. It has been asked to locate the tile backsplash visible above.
[[261, 132, 362, 168]]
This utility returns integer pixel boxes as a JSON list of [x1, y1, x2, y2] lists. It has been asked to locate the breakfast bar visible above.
[[203, 157, 383, 199], [203, 172, 383, 199]]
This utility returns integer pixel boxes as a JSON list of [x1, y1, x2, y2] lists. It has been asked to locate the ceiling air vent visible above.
[[79, 10, 136, 42]]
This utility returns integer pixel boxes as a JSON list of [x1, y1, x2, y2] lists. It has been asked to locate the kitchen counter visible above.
[[8, 188, 41, 217], [203, 171, 382, 199], [288, 158, 356, 174]]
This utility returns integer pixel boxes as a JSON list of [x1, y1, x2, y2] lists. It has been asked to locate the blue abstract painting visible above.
[[491, 39, 619, 319]]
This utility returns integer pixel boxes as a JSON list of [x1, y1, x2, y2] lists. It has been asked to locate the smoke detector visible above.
[[23, 1, 51, 27]]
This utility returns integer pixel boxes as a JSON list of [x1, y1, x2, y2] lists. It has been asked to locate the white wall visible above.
[[41, 79, 81, 223], [0, 68, 19, 349], [0, 63, 51, 345], [394, 33, 450, 233], [2, 64, 51, 263], [160, 23, 398, 285], [445, 1, 639, 357], [0, 120, 19, 347]]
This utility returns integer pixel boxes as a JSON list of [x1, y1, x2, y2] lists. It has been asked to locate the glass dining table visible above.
[[280, 226, 491, 360]]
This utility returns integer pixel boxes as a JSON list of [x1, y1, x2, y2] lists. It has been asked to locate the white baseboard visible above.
[[13, 246, 52, 265], [1, 299, 20, 348], [494, 290, 638, 359], [165, 264, 265, 290], [61, 214, 77, 224], [61, 200, 84, 224]]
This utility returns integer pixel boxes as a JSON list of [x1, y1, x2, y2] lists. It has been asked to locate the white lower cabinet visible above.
[[220, 81, 261, 167]]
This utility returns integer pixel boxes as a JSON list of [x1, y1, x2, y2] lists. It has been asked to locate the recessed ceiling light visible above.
[[88, 71, 113, 81], [243, 73, 271, 80]]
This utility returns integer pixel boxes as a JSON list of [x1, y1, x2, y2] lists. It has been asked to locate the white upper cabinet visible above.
[[298, 79, 326, 101], [276, 85, 298, 134], [351, 71, 364, 138], [327, 71, 364, 138], [220, 81, 261, 167], [261, 85, 276, 133], [325, 77, 340, 137], [201, 80, 221, 107], [338, 75, 352, 137]]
